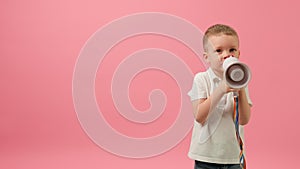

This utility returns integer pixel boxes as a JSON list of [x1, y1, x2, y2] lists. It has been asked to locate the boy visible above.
[[188, 24, 252, 169]]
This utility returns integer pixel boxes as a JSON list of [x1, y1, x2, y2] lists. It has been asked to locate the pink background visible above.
[[1, 0, 300, 168]]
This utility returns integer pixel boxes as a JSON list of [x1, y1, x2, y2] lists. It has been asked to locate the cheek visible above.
[[208, 54, 221, 64], [235, 51, 240, 58], [215, 55, 222, 62], [210, 58, 220, 66], [204, 59, 210, 65]]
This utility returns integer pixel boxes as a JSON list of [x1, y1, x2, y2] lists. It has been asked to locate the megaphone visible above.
[[223, 56, 251, 89]]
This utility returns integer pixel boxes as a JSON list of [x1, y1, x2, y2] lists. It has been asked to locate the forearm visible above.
[[238, 88, 251, 125], [193, 84, 225, 125]]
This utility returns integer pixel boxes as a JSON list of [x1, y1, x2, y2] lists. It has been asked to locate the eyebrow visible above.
[[214, 45, 238, 49]]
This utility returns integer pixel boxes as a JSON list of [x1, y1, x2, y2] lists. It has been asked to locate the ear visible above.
[[203, 52, 210, 64], [237, 50, 241, 59]]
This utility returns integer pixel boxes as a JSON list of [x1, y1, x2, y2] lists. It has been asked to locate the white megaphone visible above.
[[223, 56, 251, 89]]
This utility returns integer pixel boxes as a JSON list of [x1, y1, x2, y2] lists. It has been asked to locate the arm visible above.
[[191, 80, 251, 126], [237, 88, 251, 125], [191, 82, 226, 125]]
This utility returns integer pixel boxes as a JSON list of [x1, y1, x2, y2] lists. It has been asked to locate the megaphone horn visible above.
[[223, 57, 251, 89]]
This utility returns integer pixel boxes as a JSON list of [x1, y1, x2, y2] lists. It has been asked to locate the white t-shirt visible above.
[[187, 68, 252, 164]]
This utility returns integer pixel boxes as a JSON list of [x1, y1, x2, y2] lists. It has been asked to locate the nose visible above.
[[221, 50, 230, 59], [223, 53, 233, 60]]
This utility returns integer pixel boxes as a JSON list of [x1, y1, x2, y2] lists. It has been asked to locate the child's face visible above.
[[204, 34, 240, 77]]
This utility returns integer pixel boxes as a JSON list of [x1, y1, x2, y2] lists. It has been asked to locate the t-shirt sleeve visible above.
[[188, 72, 208, 101]]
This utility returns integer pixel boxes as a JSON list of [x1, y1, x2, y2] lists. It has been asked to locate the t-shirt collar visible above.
[[207, 68, 221, 84]]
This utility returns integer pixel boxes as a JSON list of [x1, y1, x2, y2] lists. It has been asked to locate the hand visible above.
[[226, 85, 240, 93], [219, 80, 240, 94]]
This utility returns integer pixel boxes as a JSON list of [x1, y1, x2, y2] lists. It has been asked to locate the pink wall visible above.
[[1, 0, 300, 168]]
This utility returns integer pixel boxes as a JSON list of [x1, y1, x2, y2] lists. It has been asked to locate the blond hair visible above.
[[203, 24, 239, 51]]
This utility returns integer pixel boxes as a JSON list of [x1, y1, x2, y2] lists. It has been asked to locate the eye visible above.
[[216, 49, 222, 53], [229, 48, 237, 52]]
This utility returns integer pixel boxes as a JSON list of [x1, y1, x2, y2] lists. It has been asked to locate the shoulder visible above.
[[193, 70, 210, 82]]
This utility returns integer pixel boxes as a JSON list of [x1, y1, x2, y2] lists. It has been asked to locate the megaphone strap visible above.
[[233, 96, 247, 169]]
